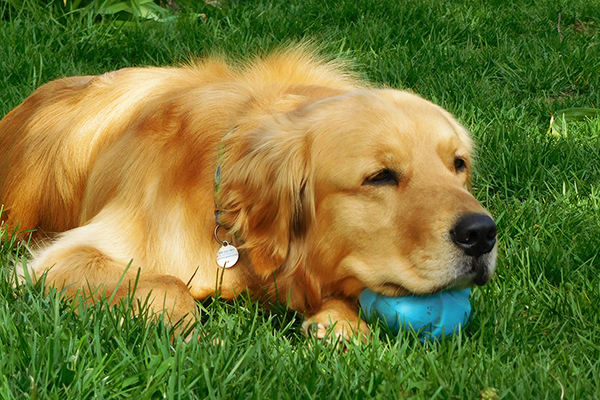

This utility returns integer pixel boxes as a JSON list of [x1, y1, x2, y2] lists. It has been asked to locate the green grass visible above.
[[1, 0, 599, 398]]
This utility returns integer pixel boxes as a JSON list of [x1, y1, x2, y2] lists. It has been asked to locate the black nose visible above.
[[451, 213, 497, 257]]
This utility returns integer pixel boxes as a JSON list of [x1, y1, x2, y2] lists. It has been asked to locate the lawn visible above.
[[1, 0, 599, 398]]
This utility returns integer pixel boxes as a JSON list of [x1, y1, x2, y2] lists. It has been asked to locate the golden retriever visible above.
[[0, 48, 497, 339]]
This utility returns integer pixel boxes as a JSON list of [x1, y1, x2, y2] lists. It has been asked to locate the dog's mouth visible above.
[[376, 259, 494, 296], [469, 256, 493, 286], [452, 254, 496, 288], [367, 247, 497, 298]]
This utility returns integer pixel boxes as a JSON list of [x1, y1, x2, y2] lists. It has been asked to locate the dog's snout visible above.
[[451, 213, 497, 257]]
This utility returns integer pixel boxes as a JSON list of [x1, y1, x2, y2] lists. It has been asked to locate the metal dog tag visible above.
[[216, 242, 239, 268]]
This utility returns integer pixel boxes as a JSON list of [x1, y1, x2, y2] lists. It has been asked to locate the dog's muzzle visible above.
[[451, 213, 497, 286]]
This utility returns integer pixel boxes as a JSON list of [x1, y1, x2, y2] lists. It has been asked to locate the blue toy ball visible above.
[[359, 288, 472, 340]]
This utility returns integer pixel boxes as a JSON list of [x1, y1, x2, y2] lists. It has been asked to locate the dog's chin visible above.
[[375, 276, 473, 297], [444, 277, 475, 291], [376, 282, 412, 297]]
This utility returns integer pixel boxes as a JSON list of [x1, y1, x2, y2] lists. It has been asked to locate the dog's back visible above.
[[0, 50, 357, 237], [0, 63, 227, 235]]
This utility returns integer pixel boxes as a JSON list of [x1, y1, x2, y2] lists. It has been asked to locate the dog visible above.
[[0, 48, 497, 339]]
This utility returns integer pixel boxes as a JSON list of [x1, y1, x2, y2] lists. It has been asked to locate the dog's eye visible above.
[[454, 158, 467, 173], [363, 169, 399, 186]]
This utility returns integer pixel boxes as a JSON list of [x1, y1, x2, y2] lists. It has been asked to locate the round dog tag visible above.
[[216, 242, 238, 268]]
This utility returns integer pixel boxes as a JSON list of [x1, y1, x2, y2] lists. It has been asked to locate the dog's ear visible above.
[[219, 118, 314, 278]]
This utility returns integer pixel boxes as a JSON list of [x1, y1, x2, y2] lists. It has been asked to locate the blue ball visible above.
[[359, 288, 472, 340]]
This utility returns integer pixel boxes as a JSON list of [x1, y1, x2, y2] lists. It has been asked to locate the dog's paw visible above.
[[301, 298, 370, 343]]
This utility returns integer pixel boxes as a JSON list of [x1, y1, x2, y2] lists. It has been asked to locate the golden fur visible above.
[[0, 48, 497, 338]]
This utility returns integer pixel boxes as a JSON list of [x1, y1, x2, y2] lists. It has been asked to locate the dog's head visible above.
[[221, 89, 497, 301]]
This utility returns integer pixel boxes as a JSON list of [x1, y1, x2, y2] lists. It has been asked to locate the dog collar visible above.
[[214, 129, 235, 224], [213, 129, 239, 268]]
